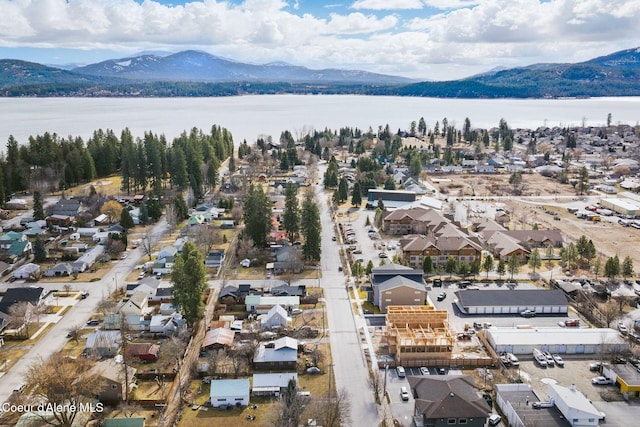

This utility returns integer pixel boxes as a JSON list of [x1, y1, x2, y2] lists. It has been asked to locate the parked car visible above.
[[543, 352, 555, 367], [589, 362, 603, 372], [520, 309, 536, 318], [433, 279, 442, 287], [396, 366, 406, 378], [507, 353, 520, 366], [618, 321, 629, 334], [419, 367, 429, 375], [378, 252, 388, 258], [552, 354, 565, 367], [437, 292, 446, 301], [306, 367, 321, 374], [400, 386, 410, 401], [591, 376, 613, 385], [488, 414, 502, 426], [86, 319, 99, 326]]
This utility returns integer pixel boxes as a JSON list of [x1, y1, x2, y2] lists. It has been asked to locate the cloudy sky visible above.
[[0, 0, 638, 81]]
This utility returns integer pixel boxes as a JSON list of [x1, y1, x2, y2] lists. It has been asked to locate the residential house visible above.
[[547, 383, 603, 425], [252, 372, 298, 397], [84, 330, 122, 358], [474, 164, 495, 174], [8, 240, 31, 260], [271, 246, 303, 274], [500, 230, 564, 249], [204, 249, 225, 268], [201, 328, 235, 350], [209, 379, 250, 408], [126, 343, 160, 362], [43, 263, 73, 277], [126, 277, 161, 298], [270, 284, 306, 297], [245, 296, 300, 314], [103, 291, 148, 331], [51, 198, 81, 218], [157, 245, 177, 260], [88, 359, 136, 403], [149, 312, 186, 336], [254, 336, 298, 371], [260, 304, 290, 329], [46, 214, 72, 228], [408, 375, 490, 427], [5, 198, 28, 210], [11, 262, 40, 280], [72, 245, 105, 273], [0, 287, 49, 326]]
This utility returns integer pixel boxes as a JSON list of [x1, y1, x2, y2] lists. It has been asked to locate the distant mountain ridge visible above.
[[71, 50, 414, 84], [0, 47, 639, 98]]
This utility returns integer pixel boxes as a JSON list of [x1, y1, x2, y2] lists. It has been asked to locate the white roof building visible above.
[[485, 327, 627, 355], [547, 383, 602, 427]]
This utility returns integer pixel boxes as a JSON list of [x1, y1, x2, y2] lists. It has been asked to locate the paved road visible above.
[[0, 219, 168, 404], [315, 180, 380, 425]]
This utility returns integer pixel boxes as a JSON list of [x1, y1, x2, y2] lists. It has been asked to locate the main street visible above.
[[0, 219, 168, 405], [315, 180, 380, 425]]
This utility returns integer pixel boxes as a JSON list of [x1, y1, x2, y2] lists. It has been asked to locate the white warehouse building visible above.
[[600, 197, 640, 217], [485, 327, 627, 355]]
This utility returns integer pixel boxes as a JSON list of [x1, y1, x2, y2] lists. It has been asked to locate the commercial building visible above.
[[600, 197, 640, 217], [454, 289, 569, 315], [485, 327, 627, 355]]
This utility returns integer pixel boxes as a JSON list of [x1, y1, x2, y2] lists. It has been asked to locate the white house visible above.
[[252, 372, 298, 396], [260, 304, 290, 330], [209, 379, 250, 408], [72, 245, 105, 273], [103, 291, 148, 331], [149, 313, 186, 336], [245, 295, 300, 314], [12, 263, 40, 280]]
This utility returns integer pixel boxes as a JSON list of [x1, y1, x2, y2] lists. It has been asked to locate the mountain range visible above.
[[0, 47, 639, 98]]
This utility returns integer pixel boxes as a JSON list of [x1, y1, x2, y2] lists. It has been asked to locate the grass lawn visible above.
[[178, 382, 277, 427], [0, 342, 30, 372], [131, 380, 171, 400], [59, 334, 90, 358]]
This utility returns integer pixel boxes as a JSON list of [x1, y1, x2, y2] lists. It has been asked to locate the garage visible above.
[[485, 327, 627, 355], [454, 289, 568, 315]]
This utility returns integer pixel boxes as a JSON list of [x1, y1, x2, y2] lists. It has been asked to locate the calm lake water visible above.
[[1, 95, 639, 149]]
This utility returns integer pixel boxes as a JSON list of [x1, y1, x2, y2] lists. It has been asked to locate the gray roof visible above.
[[456, 289, 568, 307], [408, 375, 490, 419], [377, 276, 426, 292]]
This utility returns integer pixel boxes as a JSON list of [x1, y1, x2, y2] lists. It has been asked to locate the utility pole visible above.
[[383, 364, 388, 397]]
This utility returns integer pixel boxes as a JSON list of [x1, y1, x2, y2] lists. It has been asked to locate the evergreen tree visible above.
[[33, 191, 45, 221], [33, 237, 47, 262], [172, 194, 189, 221], [482, 255, 494, 279], [300, 194, 321, 262], [283, 182, 300, 244], [351, 182, 362, 207], [243, 185, 272, 247], [497, 259, 506, 279], [508, 254, 520, 280], [605, 256, 620, 280], [445, 256, 457, 278], [120, 208, 135, 231], [171, 241, 207, 326], [622, 256, 634, 279], [146, 198, 162, 222], [384, 176, 396, 190], [529, 248, 541, 273], [422, 255, 433, 275], [337, 178, 349, 203], [365, 260, 374, 275]]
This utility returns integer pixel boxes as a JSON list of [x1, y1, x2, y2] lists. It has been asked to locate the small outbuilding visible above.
[[209, 379, 250, 408]]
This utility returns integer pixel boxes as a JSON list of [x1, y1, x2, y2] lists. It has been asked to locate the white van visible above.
[[488, 414, 501, 426], [396, 366, 406, 378]]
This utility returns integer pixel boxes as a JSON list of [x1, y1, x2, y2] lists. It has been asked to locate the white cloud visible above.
[[351, 0, 424, 10], [0, 0, 637, 80]]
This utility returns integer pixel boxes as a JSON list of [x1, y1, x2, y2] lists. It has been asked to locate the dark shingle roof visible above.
[[408, 375, 490, 419], [456, 289, 568, 307]]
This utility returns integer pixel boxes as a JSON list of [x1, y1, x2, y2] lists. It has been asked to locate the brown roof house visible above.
[[88, 359, 137, 403], [126, 343, 160, 362], [408, 375, 490, 427]]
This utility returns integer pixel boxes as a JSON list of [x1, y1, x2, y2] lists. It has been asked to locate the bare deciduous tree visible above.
[[26, 353, 105, 427], [8, 302, 32, 338]]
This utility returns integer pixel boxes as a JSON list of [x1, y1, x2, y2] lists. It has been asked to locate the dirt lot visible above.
[[431, 172, 640, 276]]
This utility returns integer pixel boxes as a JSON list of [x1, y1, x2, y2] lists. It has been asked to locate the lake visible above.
[[1, 95, 639, 149]]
